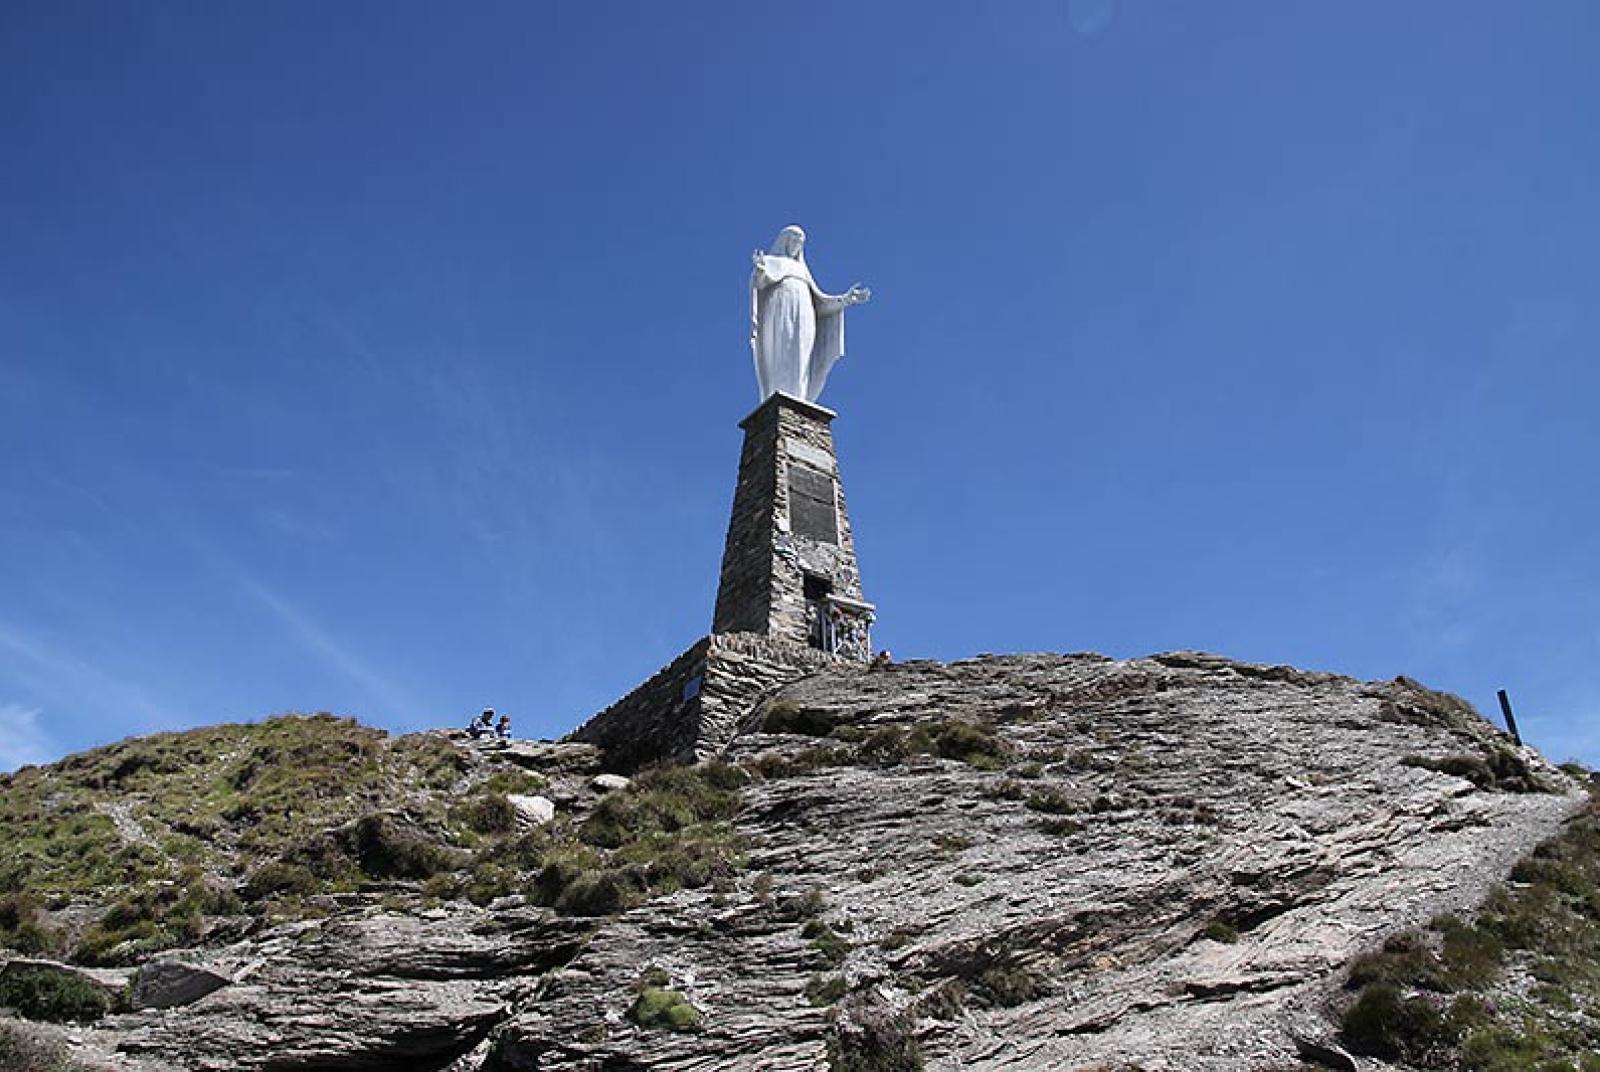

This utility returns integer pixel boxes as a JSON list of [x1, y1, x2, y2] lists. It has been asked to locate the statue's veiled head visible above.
[[769, 225, 806, 259]]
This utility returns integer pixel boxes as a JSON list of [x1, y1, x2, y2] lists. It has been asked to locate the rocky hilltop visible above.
[[2, 651, 1596, 1072]]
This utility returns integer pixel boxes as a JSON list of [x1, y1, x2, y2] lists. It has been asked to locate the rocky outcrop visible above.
[[108, 906, 592, 1071], [6, 651, 1585, 1071], [493, 653, 1580, 1071]]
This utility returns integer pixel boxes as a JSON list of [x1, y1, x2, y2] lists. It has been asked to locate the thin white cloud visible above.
[[237, 576, 417, 722], [0, 702, 53, 772], [0, 617, 178, 731]]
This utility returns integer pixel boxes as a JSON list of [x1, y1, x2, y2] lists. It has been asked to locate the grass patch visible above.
[[73, 868, 241, 966], [0, 714, 485, 928], [827, 1002, 924, 1072], [1337, 780, 1600, 1068], [930, 720, 1011, 769], [805, 920, 851, 966], [971, 964, 1046, 1007], [806, 973, 848, 1006], [913, 980, 966, 1021], [451, 793, 518, 836], [1024, 787, 1079, 815], [628, 987, 701, 1032], [0, 966, 110, 1023], [1400, 748, 1551, 793], [0, 896, 62, 958], [528, 763, 749, 917], [479, 770, 547, 796]]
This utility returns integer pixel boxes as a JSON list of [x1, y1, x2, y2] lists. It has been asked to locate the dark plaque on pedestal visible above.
[[788, 466, 838, 544]]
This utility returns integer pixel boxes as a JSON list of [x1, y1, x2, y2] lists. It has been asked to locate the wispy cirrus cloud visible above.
[[0, 617, 179, 733], [237, 576, 419, 723], [0, 702, 54, 772]]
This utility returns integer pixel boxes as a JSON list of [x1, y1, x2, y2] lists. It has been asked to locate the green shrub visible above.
[[1200, 919, 1239, 944], [1024, 788, 1078, 815], [0, 966, 111, 1022], [422, 872, 462, 900], [1437, 919, 1503, 989], [0, 895, 61, 957], [804, 920, 850, 966], [462, 862, 520, 905], [931, 721, 1010, 769], [580, 764, 740, 849], [480, 770, 548, 796], [806, 973, 847, 1006], [747, 746, 847, 779], [879, 928, 917, 951], [787, 886, 828, 920], [1339, 981, 1456, 1063], [1401, 749, 1550, 794], [970, 965, 1045, 1007], [613, 825, 745, 894], [628, 987, 701, 1032], [350, 814, 459, 880], [72, 870, 240, 966], [826, 1004, 923, 1072], [913, 980, 965, 1021], [242, 862, 320, 901], [763, 700, 838, 737], [530, 845, 603, 906], [452, 794, 517, 835], [553, 868, 646, 917], [855, 727, 916, 767]]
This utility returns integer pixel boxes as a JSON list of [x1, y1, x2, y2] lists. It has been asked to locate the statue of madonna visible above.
[[750, 225, 871, 403]]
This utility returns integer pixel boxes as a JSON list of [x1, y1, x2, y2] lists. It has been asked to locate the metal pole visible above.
[[1496, 689, 1523, 747]]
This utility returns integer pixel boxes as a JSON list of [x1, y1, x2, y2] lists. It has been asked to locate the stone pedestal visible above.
[[712, 392, 873, 657], [566, 392, 877, 769]]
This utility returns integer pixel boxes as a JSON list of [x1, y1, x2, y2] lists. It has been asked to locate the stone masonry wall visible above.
[[563, 632, 842, 770], [564, 639, 710, 772], [696, 633, 842, 755]]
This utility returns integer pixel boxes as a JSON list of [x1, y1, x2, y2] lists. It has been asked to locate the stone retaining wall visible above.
[[564, 632, 842, 770]]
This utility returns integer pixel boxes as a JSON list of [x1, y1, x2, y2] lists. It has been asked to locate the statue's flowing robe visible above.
[[750, 253, 846, 403]]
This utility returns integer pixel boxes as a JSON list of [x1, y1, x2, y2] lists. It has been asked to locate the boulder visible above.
[[130, 959, 231, 1010], [507, 794, 556, 826], [590, 773, 630, 793]]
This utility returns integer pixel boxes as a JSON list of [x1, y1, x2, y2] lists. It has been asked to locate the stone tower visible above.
[[567, 390, 878, 768], [566, 225, 877, 768], [712, 392, 874, 659]]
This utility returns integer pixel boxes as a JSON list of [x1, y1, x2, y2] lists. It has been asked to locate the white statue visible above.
[[750, 225, 871, 403]]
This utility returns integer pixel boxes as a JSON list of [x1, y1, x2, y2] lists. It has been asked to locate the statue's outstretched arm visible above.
[[818, 283, 871, 310]]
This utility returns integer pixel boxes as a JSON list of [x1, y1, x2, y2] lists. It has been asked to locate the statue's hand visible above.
[[846, 284, 872, 306], [752, 250, 766, 270]]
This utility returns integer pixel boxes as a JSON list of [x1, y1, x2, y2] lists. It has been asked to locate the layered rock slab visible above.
[[493, 652, 1581, 1071]]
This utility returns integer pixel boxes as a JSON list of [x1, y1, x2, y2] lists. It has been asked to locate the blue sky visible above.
[[2, 1, 1596, 770]]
